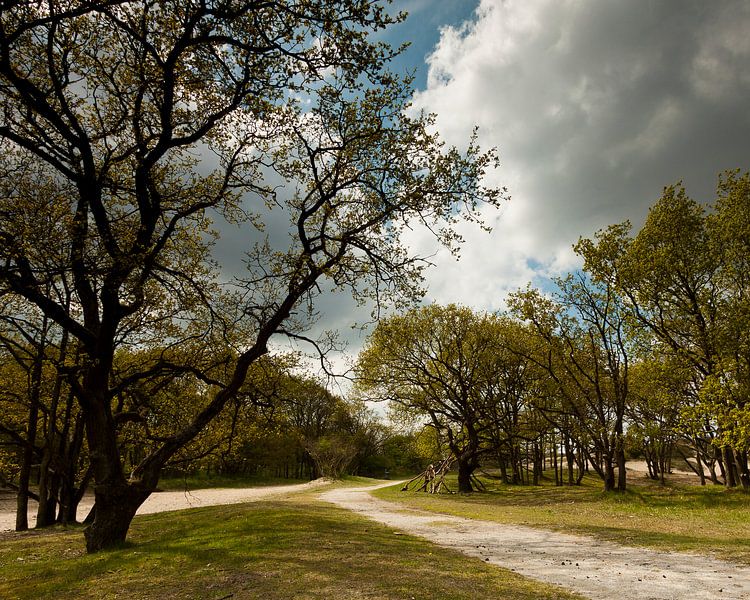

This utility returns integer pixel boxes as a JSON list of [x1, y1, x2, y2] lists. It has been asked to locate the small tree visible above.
[[305, 434, 358, 480]]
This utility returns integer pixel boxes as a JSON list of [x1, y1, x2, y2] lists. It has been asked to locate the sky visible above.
[[383, 0, 750, 312], [219, 0, 750, 384]]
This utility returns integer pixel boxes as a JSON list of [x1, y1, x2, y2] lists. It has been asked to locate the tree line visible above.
[[356, 171, 750, 494], [0, 337, 426, 532]]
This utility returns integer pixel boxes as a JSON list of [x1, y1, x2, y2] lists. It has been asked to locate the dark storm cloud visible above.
[[409, 0, 750, 307]]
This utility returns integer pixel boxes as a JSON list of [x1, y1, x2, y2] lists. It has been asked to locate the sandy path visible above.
[[321, 483, 750, 600], [0, 479, 327, 532]]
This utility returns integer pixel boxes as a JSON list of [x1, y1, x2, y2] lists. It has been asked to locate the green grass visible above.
[[157, 473, 308, 491], [375, 472, 750, 564], [0, 483, 581, 599]]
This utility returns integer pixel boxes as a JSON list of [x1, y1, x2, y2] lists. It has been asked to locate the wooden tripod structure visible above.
[[401, 456, 455, 493]]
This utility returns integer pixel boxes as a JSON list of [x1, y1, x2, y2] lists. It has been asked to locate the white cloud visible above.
[[220, 0, 750, 387], [405, 0, 750, 312]]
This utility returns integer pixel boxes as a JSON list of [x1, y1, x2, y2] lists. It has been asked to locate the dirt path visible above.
[[0, 479, 327, 532], [321, 482, 750, 600]]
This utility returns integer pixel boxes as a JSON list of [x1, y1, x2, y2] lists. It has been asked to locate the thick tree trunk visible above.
[[84, 483, 150, 552], [457, 460, 474, 493], [456, 448, 480, 493], [82, 365, 138, 550]]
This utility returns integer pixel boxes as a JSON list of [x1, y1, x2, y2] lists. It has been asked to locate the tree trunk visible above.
[[59, 464, 92, 524], [707, 451, 720, 485], [498, 452, 509, 484], [552, 438, 560, 486], [44, 471, 61, 525], [457, 459, 476, 493], [58, 408, 87, 523], [16, 328, 46, 531], [723, 446, 737, 488], [565, 436, 575, 485], [80, 347, 143, 552], [645, 450, 656, 480], [695, 450, 706, 486], [15, 407, 39, 531], [681, 446, 706, 485], [616, 445, 627, 491], [614, 416, 626, 491], [511, 444, 522, 484], [35, 444, 53, 527], [734, 449, 750, 491], [84, 483, 150, 552], [603, 457, 616, 492]]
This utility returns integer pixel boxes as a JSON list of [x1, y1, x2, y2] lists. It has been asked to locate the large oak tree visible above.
[[356, 305, 508, 492], [0, 1, 500, 551]]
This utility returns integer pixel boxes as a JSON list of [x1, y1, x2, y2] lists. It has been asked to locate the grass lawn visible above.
[[0, 481, 581, 600], [375, 471, 750, 565], [157, 473, 308, 491]]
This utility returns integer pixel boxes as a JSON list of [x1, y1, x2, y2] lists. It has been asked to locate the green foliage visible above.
[[357, 304, 555, 489], [357, 305, 494, 487], [509, 249, 633, 490], [569, 170, 750, 485], [0, 0, 502, 549]]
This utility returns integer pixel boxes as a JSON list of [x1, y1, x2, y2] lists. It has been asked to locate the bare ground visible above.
[[321, 482, 750, 600], [0, 479, 328, 532]]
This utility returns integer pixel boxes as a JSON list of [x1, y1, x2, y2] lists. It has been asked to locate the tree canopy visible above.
[[0, 0, 501, 551]]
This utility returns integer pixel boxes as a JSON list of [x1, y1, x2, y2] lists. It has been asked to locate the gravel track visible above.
[[321, 482, 750, 600], [3, 475, 747, 599], [0, 479, 327, 532]]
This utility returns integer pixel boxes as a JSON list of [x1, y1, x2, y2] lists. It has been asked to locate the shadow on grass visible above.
[[0, 500, 582, 600]]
